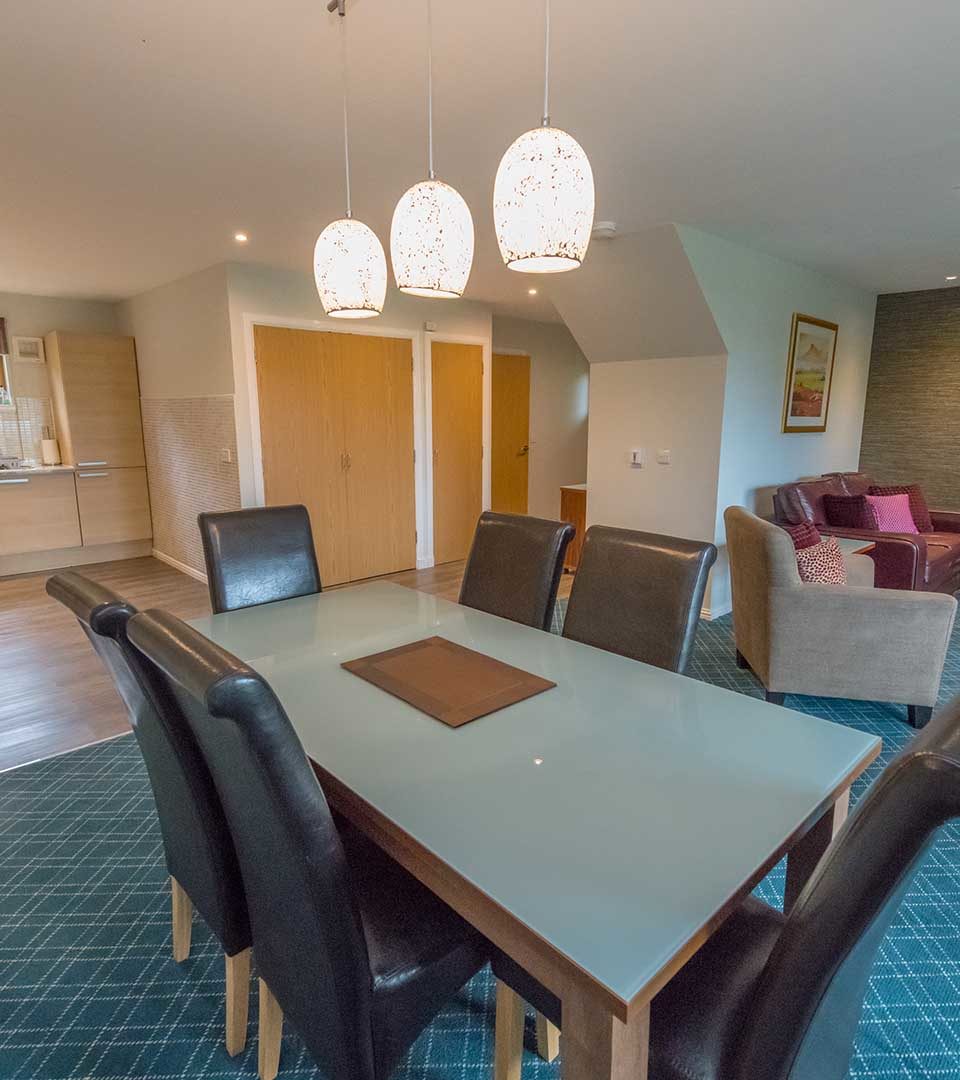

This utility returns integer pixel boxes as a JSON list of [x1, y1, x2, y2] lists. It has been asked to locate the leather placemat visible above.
[[341, 636, 556, 728]]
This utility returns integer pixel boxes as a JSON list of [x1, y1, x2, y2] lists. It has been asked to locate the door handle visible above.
[[0, 478, 28, 484], [518, 445, 529, 456], [78, 471, 109, 478], [77, 460, 108, 467]]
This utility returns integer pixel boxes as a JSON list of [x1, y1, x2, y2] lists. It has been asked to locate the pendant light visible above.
[[493, 0, 595, 273], [314, 1, 387, 319], [390, 0, 474, 298]]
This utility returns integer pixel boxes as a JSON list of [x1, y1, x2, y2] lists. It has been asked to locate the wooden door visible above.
[[46, 333, 145, 468], [254, 325, 351, 585], [491, 353, 530, 514], [340, 333, 416, 580], [431, 342, 483, 564], [254, 325, 416, 586]]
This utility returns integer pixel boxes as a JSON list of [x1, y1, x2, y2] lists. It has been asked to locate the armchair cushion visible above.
[[869, 483, 933, 532], [784, 521, 821, 550], [796, 536, 847, 584]]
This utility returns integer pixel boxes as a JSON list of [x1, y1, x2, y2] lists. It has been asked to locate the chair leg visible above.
[[735, 649, 751, 671], [258, 978, 283, 1080], [494, 979, 525, 1080], [225, 948, 251, 1057], [907, 705, 933, 729], [765, 690, 785, 706], [170, 877, 193, 963], [535, 1011, 561, 1062]]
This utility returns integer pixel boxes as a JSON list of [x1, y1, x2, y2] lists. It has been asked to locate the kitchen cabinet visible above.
[[75, 467, 152, 546], [0, 472, 81, 555], [45, 332, 145, 468]]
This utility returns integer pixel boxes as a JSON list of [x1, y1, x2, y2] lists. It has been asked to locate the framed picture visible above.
[[782, 313, 838, 433]]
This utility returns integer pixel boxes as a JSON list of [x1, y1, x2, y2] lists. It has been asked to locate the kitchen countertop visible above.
[[0, 464, 75, 478]]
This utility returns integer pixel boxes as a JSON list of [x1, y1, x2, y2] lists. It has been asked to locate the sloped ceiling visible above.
[[546, 225, 726, 363]]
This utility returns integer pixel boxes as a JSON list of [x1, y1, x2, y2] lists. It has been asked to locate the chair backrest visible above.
[[562, 526, 717, 674], [735, 698, 960, 1080], [45, 572, 248, 955], [126, 609, 375, 1080], [198, 504, 322, 614], [458, 511, 574, 630]]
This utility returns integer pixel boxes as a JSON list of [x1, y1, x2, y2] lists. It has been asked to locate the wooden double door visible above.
[[254, 325, 416, 586]]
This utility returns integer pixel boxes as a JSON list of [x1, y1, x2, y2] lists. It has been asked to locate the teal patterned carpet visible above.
[[1, 609, 959, 1078]]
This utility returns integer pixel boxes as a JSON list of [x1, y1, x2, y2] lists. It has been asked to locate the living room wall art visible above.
[[782, 312, 838, 433]]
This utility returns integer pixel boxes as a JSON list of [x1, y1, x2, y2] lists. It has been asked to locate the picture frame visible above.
[[782, 312, 838, 433]]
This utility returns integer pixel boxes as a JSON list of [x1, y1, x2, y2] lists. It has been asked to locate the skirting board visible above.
[[0, 538, 152, 578], [152, 548, 208, 584]]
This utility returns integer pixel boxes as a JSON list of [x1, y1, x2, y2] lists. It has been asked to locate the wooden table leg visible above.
[[561, 989, 649, 1080], [784, 789, 849, 912]]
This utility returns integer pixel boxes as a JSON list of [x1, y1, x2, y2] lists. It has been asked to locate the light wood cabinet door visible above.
[[46, 332, 145, 468], [0, 473, 81, 555], [432, 342, 483, 564], [75, 467, 152, 546]]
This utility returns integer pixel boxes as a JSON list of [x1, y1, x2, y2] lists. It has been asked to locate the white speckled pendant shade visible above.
[[390, 179, 475, 298], [314, 218, 387, 319], [494, 125, 595, 273]]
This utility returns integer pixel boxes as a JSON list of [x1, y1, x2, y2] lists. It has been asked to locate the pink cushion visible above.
[[865, 493, 918, 534], [868, 484, 933, 532], [796, 535, 847, 584]]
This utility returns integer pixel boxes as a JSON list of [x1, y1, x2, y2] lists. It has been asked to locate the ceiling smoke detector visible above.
[[591, 221, 618, 240]]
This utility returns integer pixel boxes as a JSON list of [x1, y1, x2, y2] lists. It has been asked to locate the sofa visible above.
[[773, 472, 960, 594], [725, 507, 957, 727]]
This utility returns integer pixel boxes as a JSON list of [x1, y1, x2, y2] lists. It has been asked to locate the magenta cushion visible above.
[[784, 522, 822, 550], [796, 535, 848, 584], [868, 484, 933, 532], [865, 493, 919, 534]]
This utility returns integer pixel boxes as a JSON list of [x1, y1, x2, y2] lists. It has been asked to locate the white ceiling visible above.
[[4, 0, 960, 321]]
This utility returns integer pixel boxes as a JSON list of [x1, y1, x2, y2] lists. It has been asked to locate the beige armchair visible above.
[[724, 507, 957, 727]]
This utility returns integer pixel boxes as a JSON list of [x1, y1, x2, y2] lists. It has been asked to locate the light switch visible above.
[[656, 449, 671, 465], [220, 448, 233, 464], [629, 448, 645, 468]]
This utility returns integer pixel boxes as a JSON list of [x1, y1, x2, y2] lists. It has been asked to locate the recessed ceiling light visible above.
[[946, 275, 957, 282], [528, 288, 538, 295], [234, 232, 249, 244]]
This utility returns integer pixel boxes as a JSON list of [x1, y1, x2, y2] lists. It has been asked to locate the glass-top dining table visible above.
[[189, 580, 881, 1080]]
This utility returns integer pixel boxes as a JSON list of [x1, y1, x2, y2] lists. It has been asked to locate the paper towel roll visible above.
[[41, 438, 61, 466]]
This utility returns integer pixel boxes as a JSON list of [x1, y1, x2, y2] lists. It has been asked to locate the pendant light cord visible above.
[[542, 0, 551, 126], [427, 0, 435, 179], [338, 3, 352, 218]]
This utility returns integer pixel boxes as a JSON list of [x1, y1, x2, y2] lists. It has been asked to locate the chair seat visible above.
[[340, 823, 487, 1079], [492, 896, 783, 1080]]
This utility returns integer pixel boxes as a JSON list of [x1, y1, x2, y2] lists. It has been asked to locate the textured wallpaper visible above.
[[859, 289, 960, 509], [141, 396, 241, 574]]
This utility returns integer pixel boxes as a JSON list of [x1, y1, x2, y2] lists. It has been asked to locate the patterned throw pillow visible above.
[[865, 492, 919, 534], [868, 484, 932, 532], [784, 521, 821, 550], [796, 535, 848, 584], [822, 493, 877, 530]]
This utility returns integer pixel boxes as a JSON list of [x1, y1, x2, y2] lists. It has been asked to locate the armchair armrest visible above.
[[930, 509, 960, 533], [769, 585, 956, 707], [818, 525, 925, 590]]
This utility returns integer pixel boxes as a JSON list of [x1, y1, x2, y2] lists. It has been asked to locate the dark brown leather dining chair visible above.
[[493, 695, 960, 1080], [458, 511, 575, 631], [562, 525, 718, 674], [126, 607, 487, 1080], [45, 572, 252, 1056], [198, 504, 321, 614]]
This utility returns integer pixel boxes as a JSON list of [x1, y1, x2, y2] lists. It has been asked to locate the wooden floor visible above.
[[0, 555, 573, 773]]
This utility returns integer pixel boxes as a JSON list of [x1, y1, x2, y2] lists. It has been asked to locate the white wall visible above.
[[117, 265, 232, 398], [491, 316, 589, 520], [680, 227, 878, 612], [587, 356, 726, 556]]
